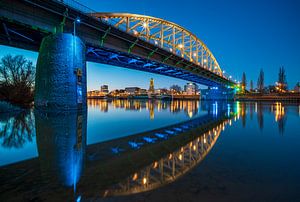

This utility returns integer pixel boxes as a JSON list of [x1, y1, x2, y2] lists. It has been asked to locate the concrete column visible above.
[[35, 33, 86, 110]]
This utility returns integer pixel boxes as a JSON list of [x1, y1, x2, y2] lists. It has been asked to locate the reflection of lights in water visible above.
[[275, 102, 285, 122], [229, 119, 232, 126], [169, 154, 172, 159], [132, 173, 138, 181], [193, 145, 196, 151], [178, 154, 183, 160], [212, 101, 218, 116], [143, 177, 147, 185], [153, 162, 158, 168], [255, 102, 257, 113], [299, 105, 300, 116], [227, 104, 231, 116]]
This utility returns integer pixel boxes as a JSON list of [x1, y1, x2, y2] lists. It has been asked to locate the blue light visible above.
[[76, 195, 81, 202], [76, 17, 81, 23]]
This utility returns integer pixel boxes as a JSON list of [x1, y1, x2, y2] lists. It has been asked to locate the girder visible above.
[[91, 13, 224, 76]]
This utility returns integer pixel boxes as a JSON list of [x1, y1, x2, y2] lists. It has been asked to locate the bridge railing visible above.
[[54, 0, 97, 15]]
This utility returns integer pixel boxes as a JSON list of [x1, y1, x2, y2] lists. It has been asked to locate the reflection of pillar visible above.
[[35, 33, 86, 110], [35, 110, 87, 188]]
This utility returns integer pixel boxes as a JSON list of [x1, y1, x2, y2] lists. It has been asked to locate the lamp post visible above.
[[73, 17, 81, 36]]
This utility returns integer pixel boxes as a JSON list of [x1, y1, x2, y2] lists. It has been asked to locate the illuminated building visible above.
[[100, 85, 109, 94], [148, 78, 155, 94]]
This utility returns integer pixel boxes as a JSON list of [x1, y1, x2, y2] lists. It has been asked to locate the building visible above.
[[100, 85, 109, 93], [148, 78, 155, 94], [184, 82, 198, 95], [125, 87, 140, 95]]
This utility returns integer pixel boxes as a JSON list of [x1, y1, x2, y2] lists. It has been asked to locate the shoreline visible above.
[[235, 93, 300, 102]]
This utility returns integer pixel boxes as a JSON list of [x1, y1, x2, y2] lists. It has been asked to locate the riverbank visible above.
[[235, 93, 300, 101], [87, 94, 200, 100]]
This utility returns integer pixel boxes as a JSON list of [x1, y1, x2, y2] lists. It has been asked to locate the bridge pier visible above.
[[35, 33, 86, 110]]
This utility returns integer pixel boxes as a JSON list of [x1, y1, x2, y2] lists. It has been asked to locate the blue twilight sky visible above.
[[1, 0, 300, 91]]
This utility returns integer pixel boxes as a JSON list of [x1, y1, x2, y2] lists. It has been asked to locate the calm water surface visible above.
[[0, 100, 299, 202]]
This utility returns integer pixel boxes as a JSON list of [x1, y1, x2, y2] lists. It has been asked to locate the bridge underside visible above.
[[87, 46, 222, 87]]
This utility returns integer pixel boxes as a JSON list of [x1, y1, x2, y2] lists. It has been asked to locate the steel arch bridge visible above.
[[91, 13, 223, 76]]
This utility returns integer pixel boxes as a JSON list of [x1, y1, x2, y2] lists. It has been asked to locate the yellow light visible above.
[[142, 22, 148, 28], [153, 161, 158, 168], [132, 173, 138, 181], [178, 44, 183, 49], [179, 154, 182, 160], [204, 138, 206, 143], [193, 52, 197, 57], [143, 177, 147, 185], [203, 59, 207, 63], [193, 145, 196, 151], [133, 30, 138, 35], [169, 154, 172, 159]]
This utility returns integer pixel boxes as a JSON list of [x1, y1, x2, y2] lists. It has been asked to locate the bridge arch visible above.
[[91, 13, 223, 76]]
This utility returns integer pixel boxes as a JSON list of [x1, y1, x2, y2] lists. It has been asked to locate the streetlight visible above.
[[73, 17, 81, 36]]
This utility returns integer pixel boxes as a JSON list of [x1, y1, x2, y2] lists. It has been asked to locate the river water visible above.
[[0, 100, 299, 201]]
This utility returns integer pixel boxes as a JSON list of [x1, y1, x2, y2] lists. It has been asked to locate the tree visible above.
[[277, 66, 287, 91], [241, 72, 247, 93], [250, 80, 253, 92], [257, 68, 264, 93], [0, 55, 35, 106], [170, 84, 182, 94]]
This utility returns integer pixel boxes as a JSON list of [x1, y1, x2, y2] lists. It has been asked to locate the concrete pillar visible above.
[[35, 33, 86, 110]]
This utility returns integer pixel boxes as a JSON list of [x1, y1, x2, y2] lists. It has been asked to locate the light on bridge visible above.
[[178, 44, 183, 49], [75, 17, 81, 23], [142, 22, 148, 28]]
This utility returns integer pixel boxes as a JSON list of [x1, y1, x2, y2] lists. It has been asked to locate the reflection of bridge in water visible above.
[[0, 103, 235, 201], [104, 119, 225, 196]]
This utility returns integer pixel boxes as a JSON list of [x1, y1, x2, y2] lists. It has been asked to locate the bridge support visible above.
[[35, 33, 86, 110]]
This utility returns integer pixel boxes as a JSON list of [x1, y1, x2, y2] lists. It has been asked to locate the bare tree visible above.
[[257, 68, 264, 93], [278, 66, 287, 91], [0, 55, 35, 106], [170, 84, 182, 93]]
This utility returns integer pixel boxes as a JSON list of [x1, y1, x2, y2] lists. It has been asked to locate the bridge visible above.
[[0, 0, 236, 110]]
